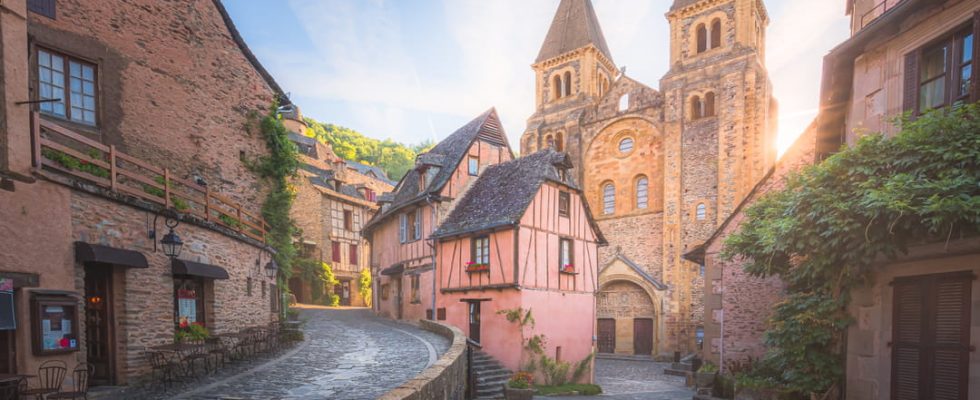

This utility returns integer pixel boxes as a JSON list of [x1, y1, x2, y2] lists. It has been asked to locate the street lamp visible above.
[[264, 258, 279, 279], [150, 215, 183, 258]]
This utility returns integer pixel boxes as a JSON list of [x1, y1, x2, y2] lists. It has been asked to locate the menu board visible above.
[[41, 305, 77, 351], [177, 289, 197, 324]]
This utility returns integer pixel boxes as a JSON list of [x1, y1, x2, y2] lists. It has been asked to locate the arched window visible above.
[[602, 183, 615, 215], [635, 176, 648, 209], [696, 24, 707, 53], [704, 92, 716, 117], [618, 137, 634, 154], [691, 96, 703, 119], [618, 94, 629, 112], [564, 71, 572, 97], [554, 75, 563, 100], [711, 19, 722, 49], [555, 132, 564, 152], [696, 203, 707, 220], [546, 135, 555, 149]]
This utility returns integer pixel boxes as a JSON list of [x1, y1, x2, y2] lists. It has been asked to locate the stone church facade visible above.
[[520, 0, 777, 355]]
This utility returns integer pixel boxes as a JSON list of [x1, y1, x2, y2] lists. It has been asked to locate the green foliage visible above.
[[722, 105, 980, 394], [699, 361, 719, 373], [539, 355, 571, 386], [358, 268, 373, 307], [174, 322, 209, 343], [218, 214, 243, 229], [570, 352, 593, 384], [498, 308, 594, 386], [141, 176, 190, 211], [249, 103, 300, 283], [534, 384, 602, 396], [304, 117, 431, 181], [42, 148, 110, 179], [294, 258, 340, 306]]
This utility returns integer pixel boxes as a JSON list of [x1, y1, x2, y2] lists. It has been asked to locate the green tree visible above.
[[722, 105, 980, 395], [302, 117, 430, 181]]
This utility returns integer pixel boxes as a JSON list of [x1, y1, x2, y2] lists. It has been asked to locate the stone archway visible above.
[[597, 279, 658, 355]]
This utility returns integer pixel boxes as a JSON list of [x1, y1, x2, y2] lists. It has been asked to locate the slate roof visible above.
[[364, 108, 508, 232], [431, 149, 606, 244], [536, 0, 614, 64], [345, 160, 396, 185], [307, 175, 371, 203]]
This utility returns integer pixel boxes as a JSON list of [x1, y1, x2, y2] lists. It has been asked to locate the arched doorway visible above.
[[597, 280, 657, 355]]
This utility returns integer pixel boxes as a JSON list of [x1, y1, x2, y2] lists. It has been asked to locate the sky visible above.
[[223, 0, 852, 156]]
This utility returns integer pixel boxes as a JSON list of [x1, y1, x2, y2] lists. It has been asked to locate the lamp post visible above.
[[150, 216, 184, 258]]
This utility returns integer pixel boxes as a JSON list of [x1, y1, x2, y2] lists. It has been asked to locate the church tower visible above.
[[659, 0, 777, 352], [520, 0, 617, 166]]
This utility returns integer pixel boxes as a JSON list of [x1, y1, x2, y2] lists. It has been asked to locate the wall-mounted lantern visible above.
[[150, 215, 183, 258]]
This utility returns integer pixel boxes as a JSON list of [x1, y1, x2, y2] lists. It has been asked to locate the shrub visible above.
[[508, 371, 534, 389]]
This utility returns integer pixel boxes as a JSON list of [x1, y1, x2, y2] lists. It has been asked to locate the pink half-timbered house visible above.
[[431, 149, 606, 375], [363, 109, 514, 321]]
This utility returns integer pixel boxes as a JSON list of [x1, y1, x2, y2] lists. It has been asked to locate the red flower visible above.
[[179, 320, 189, 329]]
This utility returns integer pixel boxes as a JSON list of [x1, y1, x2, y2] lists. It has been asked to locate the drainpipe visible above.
[[719, 255, 725, 373]]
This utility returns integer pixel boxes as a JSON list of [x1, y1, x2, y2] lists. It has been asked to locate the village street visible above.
[[537, 358, 693, 400]]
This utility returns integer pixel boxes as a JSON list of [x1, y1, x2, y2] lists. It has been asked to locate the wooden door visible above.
[[892, 272, 972, 400], [0, 330, 14, 374], [394, 276, 403, 319], [84, 266, 115, 386], [468, 302, 482, 343], [597, 319, 616, 353], [633, 318, 653, 356]]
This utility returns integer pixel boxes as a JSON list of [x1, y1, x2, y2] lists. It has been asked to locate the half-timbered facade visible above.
[[364, 109, 513, 321], [431, 149, 606, 375]]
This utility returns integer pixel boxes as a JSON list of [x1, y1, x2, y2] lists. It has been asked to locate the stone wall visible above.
[[378, 320, 468, 400]]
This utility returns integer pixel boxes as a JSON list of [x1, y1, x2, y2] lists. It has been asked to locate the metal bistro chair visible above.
[[21, 360, 67, 400], [48, 363, 91, 400], [205, 337, 232, 370], [231, 330, 254, 361], [145, 349, 179, 389], [179, 339, 210, 376]]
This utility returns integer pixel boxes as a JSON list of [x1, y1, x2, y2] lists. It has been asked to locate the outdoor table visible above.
[[0, 374, 33, 400]]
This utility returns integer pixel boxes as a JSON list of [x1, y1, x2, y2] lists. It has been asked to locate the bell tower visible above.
[[521, 0, 617, 159]]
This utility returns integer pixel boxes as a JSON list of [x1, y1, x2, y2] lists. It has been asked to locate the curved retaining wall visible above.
[[379, 320, 468, 400]]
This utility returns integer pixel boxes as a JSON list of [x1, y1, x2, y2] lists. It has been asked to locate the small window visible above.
[[405, 211, 418, 242], [558, 191, 571, 217], [332, 241, 341, 263], [37, 48, 97, 125], [554, 75, 564, 100], [344, 210, 353, 231], [174, 276, 206, 328], [261, 281, 266, 298], [564, 71, 572, 96], [414, 208, 423, 240], [909, 27, 975, 113], [704, 92, 716, 117], [618, 94, 629, 112], [559, 238, 573, 272], [696, 24, 708, 53], [711, 19, 722, 49], [696, 203, 707, 220], [364, 188, 376, 202], [468, 156, 479, 176], [418, 172, 427, 192], [618, 137, 634, 154], [381, 284, 390, 300], [555, 132, 564, 152], [602, 183, 615, 215], [399, 214, 408, 243], [700, 263, 706, 276], [636, 176, 649, 209], [31, 295, 79, 355], [349, 244, 359, 265], [691, 96, 703, 119], [471, 236, 490, 265], [27, 0, 56, 19], [410, 275, 420, 304]]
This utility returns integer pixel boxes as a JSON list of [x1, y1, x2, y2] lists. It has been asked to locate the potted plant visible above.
[[504, 371, 535, 400], [695, 361, 718, 389], [734, 374, 795, 400], [560, 264, 575, 274], [466, 262, 489, 273], [174, 321, 209, 343]]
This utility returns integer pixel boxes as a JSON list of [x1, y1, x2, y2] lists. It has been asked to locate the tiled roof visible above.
[[432, 149, 604, 244], [345, 160, 396, 185], [536, 0, 614, 63]]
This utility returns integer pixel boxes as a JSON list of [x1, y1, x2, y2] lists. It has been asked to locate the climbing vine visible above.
[[248, 102, 300, 282], [358, 268, 372, 307], [722, 105, 980, 394], [294, 258, 339, 306]]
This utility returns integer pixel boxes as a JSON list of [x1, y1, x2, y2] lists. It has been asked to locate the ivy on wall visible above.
[[359, 268, 372, 307], [722, 105, 980, 394]]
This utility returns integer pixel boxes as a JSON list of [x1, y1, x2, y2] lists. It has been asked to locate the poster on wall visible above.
[[41, 305, 77, 351], [177, 289, 197, 325]]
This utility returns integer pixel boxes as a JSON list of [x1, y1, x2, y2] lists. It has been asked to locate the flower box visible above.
[[465, 262, 490, 273], [559, 264, 577, 274]]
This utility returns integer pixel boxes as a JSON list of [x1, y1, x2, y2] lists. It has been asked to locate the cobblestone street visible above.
[[537, 357, 694, 400]]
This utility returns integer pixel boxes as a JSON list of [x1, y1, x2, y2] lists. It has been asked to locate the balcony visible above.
[[30, 112, 269, 243], [858, 0, 906, 31]]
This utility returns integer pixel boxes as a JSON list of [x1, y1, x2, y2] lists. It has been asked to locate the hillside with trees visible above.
[[304, 118, 433, 181]]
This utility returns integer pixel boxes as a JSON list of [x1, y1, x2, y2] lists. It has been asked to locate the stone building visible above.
[[520, 0, 777, 355], [283, 107, 393, 307], [687, 0, 980, 398], [0, 0, 285, 386]]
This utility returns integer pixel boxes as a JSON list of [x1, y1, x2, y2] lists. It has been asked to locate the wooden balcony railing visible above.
[[860, 0, 904, 30], [30, 111, 269, 243]]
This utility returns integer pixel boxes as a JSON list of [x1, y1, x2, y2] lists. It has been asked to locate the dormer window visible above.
[[364, 188, 375, 202], [558, 191, 570, 217], [418, 168, 427, 191]]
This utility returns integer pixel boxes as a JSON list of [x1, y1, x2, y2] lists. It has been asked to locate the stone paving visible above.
[[536, 357, 694, 400], [96, 306, 449, 400]]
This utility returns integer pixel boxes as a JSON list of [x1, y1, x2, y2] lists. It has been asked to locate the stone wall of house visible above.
[[27, 0, 278, 209], [378, 319, 467, 400]]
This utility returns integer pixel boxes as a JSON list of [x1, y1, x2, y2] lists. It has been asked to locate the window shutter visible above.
[[414, 208, 422, 240], [399, 214, 407, 243], [903, 51, 920, 114], [931, 275, 971, 400], [27, 0, 55, 19], [892, 281, 924, 400]]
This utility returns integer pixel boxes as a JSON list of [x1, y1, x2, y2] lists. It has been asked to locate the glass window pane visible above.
[[38, 51, 51, 68], [963, 34, 974, 63], [70, 95, 80, 107], [54, 102, 65, 116], [82, 81, 94, 95], [960, 64, 972, 97], [70, 62, 81, 78], [51, 55, 63, 72], [83, 95, 95, 110], [83, 111, 95, 123], [919, 79, 946, 112], [40, 68, 51, 84], [70, 78, 81, 92], [82, 65, 94, 80], [619, 138, 634, 153], [921, 45, 947, 81], [53, 72, 64, 87]]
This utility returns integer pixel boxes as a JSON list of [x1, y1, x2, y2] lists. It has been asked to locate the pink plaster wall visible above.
[[439, 230, 516, 289]]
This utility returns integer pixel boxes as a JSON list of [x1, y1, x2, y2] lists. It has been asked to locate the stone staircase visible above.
[[471, 349, 512, 400]]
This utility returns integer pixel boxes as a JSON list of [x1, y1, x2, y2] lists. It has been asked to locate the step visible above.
[[476, 386, 504, 398], [664, 368, 693, 377], [476, 376, 509, 387], [476, 370, 511, 382]]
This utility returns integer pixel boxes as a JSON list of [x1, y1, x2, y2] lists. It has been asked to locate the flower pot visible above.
[[503, 385, 535, 400], [695, 371, 716, 388]]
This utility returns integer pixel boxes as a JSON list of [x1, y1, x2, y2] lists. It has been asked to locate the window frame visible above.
[[558, 191, 571, 217], [696, 203, 707, 221], [468, 156, 479, 176], [471, 236, 490, 265], [173, 276, 206, 329], [381, 283, 390, 300], [349, 244, 359, 265], [35, 46, 99, 126], [602, 183, 615, 215], [30, 294, 80, 356], [635, 176, 649, 210], [343, 210, 354, 231], [905, 21, 978, 114], [559, 238, 574, 272]]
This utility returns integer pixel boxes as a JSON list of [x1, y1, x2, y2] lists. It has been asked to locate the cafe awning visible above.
[[380, 263, 404, 276], [75, 242, 148, 269], [172, 259, 229, 280]]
